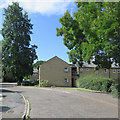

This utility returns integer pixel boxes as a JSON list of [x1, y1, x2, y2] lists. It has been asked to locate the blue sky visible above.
[[0, 0, 77, 63]]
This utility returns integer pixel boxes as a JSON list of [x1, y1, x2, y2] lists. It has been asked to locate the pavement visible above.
[[0, 83, 25, 119], [10, 86, 119, 119], [0, 83, 17, 88], [0, 93, 2, 120]]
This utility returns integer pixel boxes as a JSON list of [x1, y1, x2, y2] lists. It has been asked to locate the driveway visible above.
[[9, 86, 118, 119]]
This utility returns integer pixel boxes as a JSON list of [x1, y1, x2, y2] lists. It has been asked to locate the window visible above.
[[104, 69, 108, 73], [64, 78, 68, 83], [64, 68, 68, 72], [117, 69, 120, 73], [80, 68, 83, 71], [86, 68, 89, 71], [113, 69, 116, 73]]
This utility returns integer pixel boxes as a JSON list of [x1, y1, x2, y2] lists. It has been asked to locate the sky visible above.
[[0, 0, 77, 63]]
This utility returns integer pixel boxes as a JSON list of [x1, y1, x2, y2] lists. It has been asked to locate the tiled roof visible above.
[[111, 63, 120, 68], [70, 62, 119, 68], [40, 56, 69, 66], [82, 62, 97, 68]]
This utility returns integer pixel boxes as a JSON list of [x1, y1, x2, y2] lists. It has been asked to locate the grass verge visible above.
[[24, 96, 31, 119], [51, 87, 103, 93]]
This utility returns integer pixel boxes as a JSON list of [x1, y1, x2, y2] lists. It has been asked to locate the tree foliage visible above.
[[33, 60, 45, 69], [56, 2, 120, 68], [2, 2, 38, 82]]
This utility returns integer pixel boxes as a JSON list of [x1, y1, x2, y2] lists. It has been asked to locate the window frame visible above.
[[86, 68, 89, 71], [113, 69, 116, 73], [64, 67, 68, 72], [117, 69, 120, 73], [80, 68, 83, 71], [64, 78, 68, 83]]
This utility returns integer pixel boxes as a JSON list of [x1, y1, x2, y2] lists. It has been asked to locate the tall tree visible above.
[[56, 2, 120, 68], [56, 10, 86, 66], [33, 60, 45, 69], [2, 2, 38, 82]]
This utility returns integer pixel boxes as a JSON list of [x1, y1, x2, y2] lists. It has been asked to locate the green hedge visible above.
[[110, 82, 120, 98], [77, 75, 120, 98]]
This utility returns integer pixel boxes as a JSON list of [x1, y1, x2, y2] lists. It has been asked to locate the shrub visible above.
[[77, 75, 120, 97], [110, 82, 120, 98], [77, 75, 114, 92], [40, 80, 48, 87], [17, 81, 21, 86], [33, 80, 39, 85], [102, 79, 113, 92]]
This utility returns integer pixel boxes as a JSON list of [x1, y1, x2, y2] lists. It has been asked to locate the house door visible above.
[[72, 78, 76, 87]]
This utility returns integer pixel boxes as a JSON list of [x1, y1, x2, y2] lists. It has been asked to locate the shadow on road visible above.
[[0, 89, 22, 94], [0, 106, 10, 112], [0, 95, 6, 98]]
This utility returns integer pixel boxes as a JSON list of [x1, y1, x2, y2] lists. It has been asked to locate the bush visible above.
[[102, 80, 113, 92], [17, 81, 21, 86], [77, 75, 120, 97], [77, 75, 114, 92], [110, 82, 120, 98], [33, 80, 39, 85], [40, 80, 48, 87]]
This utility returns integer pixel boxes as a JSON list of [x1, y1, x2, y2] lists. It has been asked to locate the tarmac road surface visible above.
[[0, 93, 2, 120], [10, 86, 119, 119], [1, 88, 25, 119]]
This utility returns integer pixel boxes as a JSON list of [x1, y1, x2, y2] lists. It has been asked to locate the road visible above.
[[2, 89, 25, 119], [10, 86, 118, 119], [0, 93, 2, 120], [0, 84, 25, 119]]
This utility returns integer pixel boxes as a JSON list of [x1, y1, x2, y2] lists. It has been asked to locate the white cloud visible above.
[[0, 0, 74, 15]]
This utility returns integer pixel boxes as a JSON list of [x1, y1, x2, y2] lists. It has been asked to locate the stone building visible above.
[[38, 56, 120, 87]]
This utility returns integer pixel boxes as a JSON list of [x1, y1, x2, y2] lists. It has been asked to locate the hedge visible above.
[[77, 75, 120, 98]]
